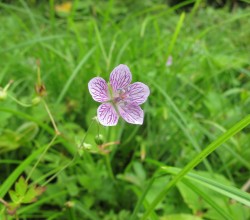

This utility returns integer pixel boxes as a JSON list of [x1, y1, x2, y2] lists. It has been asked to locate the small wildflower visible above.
[[166, 55, 173, 67], [88, 64, 150, 126]]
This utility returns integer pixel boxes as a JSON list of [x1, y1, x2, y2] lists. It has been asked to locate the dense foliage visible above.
[[0, 1, 250, 219]]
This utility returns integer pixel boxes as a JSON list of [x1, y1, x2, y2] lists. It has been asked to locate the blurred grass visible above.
[[0, 0, 250, 219]]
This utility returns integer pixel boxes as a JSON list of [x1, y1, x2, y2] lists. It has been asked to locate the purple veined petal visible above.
[[126, 82, 150, 105], [97, 103, 119, 126], [117, 102, 144, 125], [88, 77, 110, 102], [109, 64, 132, 91]]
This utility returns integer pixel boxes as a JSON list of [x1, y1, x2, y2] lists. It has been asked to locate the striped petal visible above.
[[126, 82, 150, 105], [88, 77, 110, 102], [110, 64, 132, 91], [97, 103, 119, 126], [117, 103, 144, 125]]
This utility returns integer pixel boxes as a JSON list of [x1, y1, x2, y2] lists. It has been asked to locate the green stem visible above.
[[130, 178, 155, 220], [189, 0, 202, 20], [49, 0, 55, 30], [42, 99, 60, 135], [141, 114, 250, 219], [96, 117, 116, 181], [105, 154, 115, 181], [80, 119, 95, 147], [8, 94, 33, 107], [41, 119, 97, 186], [26, 135, 58, 183], [166, 12, 185, 58], [41, 153, 78, 187]]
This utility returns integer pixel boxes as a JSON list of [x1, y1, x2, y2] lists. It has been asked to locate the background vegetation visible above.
[[0, 0, 250, 219]]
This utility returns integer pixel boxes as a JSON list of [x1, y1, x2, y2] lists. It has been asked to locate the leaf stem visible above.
[[42, 118, 98, 186], [41, 153, 78, 187], [80, 119, 95, 147], [104, 154, 115, 181], [26, 135, 58, 183], [8, 94, 33, 107], [42, 99, 60, 135]]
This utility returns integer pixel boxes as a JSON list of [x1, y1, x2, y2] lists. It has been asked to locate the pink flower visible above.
[[88, 64, 150, 126], [166, 55, 173, 67]]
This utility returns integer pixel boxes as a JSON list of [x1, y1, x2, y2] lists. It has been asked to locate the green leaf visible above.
[[16, 122, 39, 143], [160, 214, 202, 220], [22, 186, 46, 204], [0, 145, 46, 198], [9, 190, 19, 204], [162, 167, 250, 207], [142, 114, 250, 219], [177, 180, 233, 220], [15, 176, 27, 197], [133, 162, 146, 183], [22, 187, 37, 203], [0, 130, 19, 153]]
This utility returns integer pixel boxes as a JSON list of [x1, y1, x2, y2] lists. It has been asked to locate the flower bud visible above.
[[0, 88, 7, 101], [65, 201, 75, 208], [35, 84, 46, 97], [32, 96, 41, 105], [95, 134, 104, 145], [0, 80, 14, 101]]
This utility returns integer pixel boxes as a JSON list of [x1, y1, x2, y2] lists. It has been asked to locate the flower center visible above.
[[113, 88, 128, 104]]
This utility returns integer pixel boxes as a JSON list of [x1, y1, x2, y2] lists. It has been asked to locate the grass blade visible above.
[[0, 145, 46, 198], [141, 114, 250, 219], [182, 179, 233, 220], [56, 47, 96, 104], [162, 166, 250, 207], [166, 12, 185, 58]]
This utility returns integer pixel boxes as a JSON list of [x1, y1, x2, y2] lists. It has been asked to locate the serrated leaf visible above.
[[9, 190, 19, 204], [22, 185, 46, 204], [22, 187, 37, 203], [15, 176, 27, 197]]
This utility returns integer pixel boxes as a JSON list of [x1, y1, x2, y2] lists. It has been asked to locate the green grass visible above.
[[0, 0, 250, 219]]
